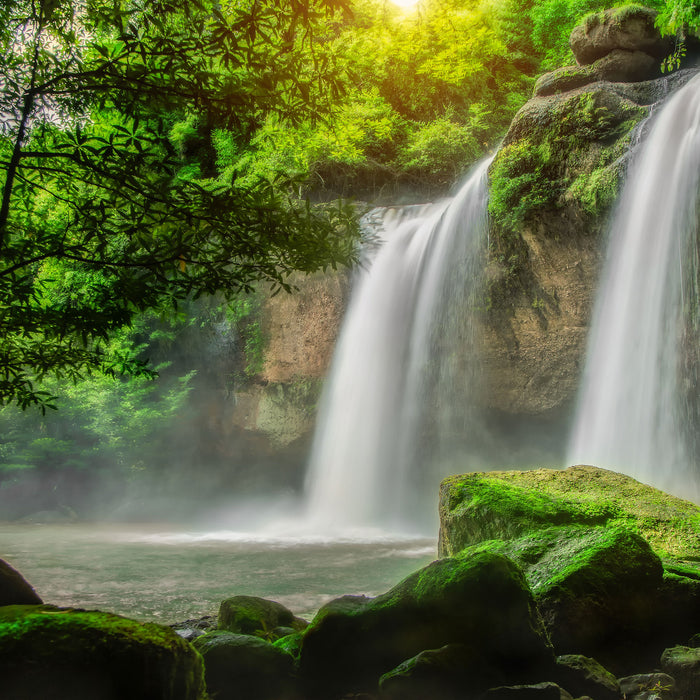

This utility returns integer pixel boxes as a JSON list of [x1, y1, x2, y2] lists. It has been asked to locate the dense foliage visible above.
[[0, 0, 359, 410]]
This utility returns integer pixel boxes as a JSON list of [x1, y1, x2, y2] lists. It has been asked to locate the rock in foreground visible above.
[[0, 558, 42, 606], [192, 630, 299, 700], [299, 551, 553, 698], [0, 605, 205, 700]]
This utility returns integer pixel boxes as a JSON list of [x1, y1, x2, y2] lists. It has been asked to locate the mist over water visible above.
[[1, 523, 435, 622], [303, 159, 491, 534], [567, 73, 700, 500]]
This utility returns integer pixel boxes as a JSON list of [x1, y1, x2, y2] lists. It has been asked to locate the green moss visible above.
[[458, 525, 663, 603], [440, 467, 700, 561], [440, 473, 617, 550], [272, 631, 304, 661], [0, 605, 206, 700], [0, 605, 180, 648], [218, 595, 304, 641], [582, 4, 653, 32], [488, 89, 646, 235]]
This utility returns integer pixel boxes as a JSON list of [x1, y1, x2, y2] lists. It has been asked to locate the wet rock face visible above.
[[482, 63, 699, 418]]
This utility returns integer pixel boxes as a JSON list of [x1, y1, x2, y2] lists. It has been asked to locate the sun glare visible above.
[[389, 0, 420, 8]]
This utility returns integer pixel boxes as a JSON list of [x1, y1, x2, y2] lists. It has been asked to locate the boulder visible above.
[[379, 644, 489, 700], [438, 466, 700, 670], [660, 646, 700, 700], [298, 552, 553, 698], [438, 466, 700, 560], [533, 65, 598, 97], [592, 48, 660, 82], [217, 595, 307, 640], [0, 605, 205, 700], [192, 630, 299, 700], [273, 630, 304, 660], [459, 525, 663, 670], [619, 672, 675, 700], [554, 654, 621, 700], [534, 50, 659, 98], [570, 6, 673, 66], [653, 567, 700, 650], [0, 558, 42, 605]]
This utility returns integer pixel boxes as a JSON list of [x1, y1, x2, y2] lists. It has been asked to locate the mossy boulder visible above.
[[660, 645, 700, 700], [192, 630, 299, 700], [378, 644, 485, 700], [534, 50, 660, 98], [438, 466, 700, 670], [0, 558, 42, 605], [217, 594, 307, 640], [654, 569, 700, 650], [273, 630, 304, 661], [0, 605, 205, 700], [438, 466, 700, 561], [569, 6, 672, 66], [298, 552, 553, 698], [459, 525, 663, 668], [554, 654, 620, 700]]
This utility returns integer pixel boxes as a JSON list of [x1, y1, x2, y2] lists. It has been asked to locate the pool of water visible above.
[[1, 523, 436, 624]]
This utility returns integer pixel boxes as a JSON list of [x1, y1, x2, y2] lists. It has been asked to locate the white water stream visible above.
[[303, 159, 491, 534], [567, 73, 700, 499]]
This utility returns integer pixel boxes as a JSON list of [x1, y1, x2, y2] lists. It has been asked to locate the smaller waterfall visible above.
[[567, 73, 700, 499], [303, 159, 491, 534]]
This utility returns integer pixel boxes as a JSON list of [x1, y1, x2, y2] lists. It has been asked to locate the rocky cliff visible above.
[[481, 6, 697, 420], [222, 7, 699, 469]]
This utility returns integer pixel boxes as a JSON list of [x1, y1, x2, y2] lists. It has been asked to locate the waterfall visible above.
[[567, 73, 700, 499], [303, 158, 491, 534]]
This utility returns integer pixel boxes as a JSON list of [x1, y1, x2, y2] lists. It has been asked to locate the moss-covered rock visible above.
[[217, 595, 307, 640], [298, 552, 553, 698], [534, 50, 660, 98], [481, 683, 574, 699], [569, 6, 672, 66], [0, 558, 42, 606], [489, 85, 646, 231], [273, 630, 304, 661], [192, 630, 299, 700], [660, 645, 700, 700], [654, 570, 700, 649], [438, 466, 700, 561], [378, 644, 486, 700], [554, 654, 621, 700], [0, 605, 205, 700], [438, 466, 700, 670], [459, 525, 663, 667]]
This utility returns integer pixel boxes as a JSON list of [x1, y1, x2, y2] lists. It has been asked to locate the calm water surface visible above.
[[1, 523, 436, 624]]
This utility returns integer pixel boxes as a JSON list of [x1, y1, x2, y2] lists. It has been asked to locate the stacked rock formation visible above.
[[535, 6, 673, 97]]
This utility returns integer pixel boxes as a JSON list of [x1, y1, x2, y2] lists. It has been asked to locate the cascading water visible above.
[[567, 72, 700, 500], [303, 158, 491, 534]]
